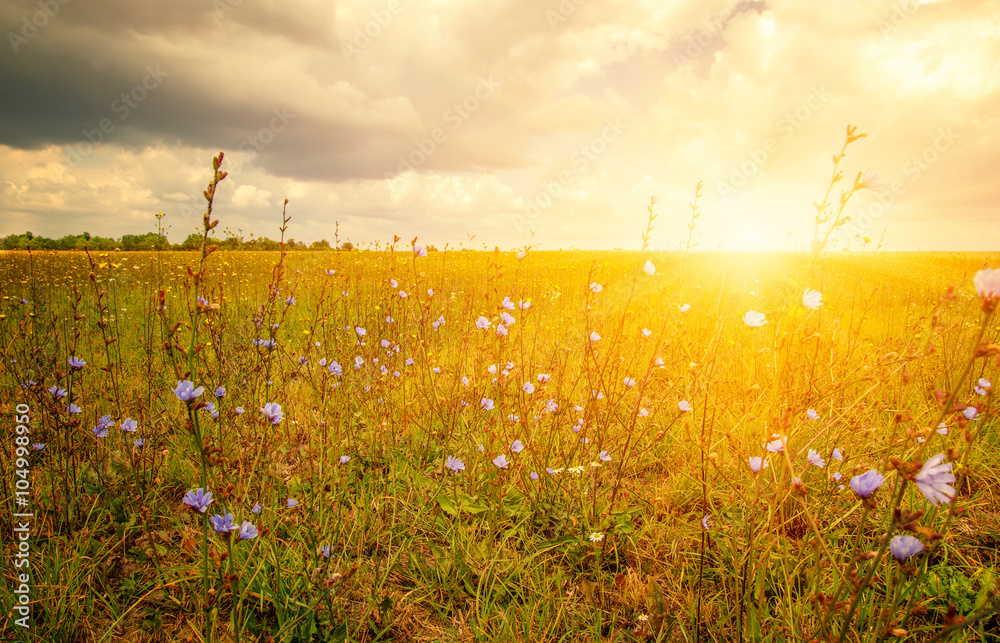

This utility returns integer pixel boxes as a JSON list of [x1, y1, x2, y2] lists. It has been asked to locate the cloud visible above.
[[0, 0, 997, 249], [231, 184, 272, 209]]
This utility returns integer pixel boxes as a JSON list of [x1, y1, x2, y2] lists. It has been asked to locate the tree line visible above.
[[0, 231, 354, 252]]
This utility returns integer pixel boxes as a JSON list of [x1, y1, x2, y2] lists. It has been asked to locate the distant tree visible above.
[[179, 233, 203, 251], [153, 234, 170, 250], [339, 241, 354, 251], [24, 231, 33, 240], [121, 232, 167, 251], [54, 234, 79, 250], [253, 237, 280, 251], [310, 239, 331, 250], [3, 233, 31, 249], [88, 235, 117, 250]]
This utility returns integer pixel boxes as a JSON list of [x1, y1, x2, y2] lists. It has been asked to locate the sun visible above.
[[738, 227, 763, 249]]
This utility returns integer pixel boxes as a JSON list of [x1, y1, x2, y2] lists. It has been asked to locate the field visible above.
[[2, 234, 999, 641]]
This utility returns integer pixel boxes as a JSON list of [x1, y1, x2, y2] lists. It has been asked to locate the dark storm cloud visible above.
[[0, 0, 431, 180]]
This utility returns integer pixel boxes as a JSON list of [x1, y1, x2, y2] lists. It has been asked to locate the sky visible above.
[[1, 0, 998, 251]]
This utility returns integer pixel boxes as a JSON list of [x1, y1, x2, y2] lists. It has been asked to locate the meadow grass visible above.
[[1, 163, 999, 642]]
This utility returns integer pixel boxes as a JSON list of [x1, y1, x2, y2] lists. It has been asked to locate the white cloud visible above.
[[231, 184, 272, 209]]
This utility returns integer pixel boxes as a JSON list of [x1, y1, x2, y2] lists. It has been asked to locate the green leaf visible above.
[[461, 495, 489, 514], [436, 493, 458, 516]]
